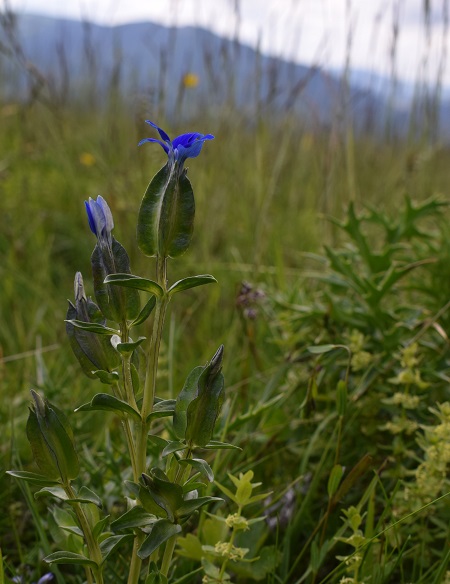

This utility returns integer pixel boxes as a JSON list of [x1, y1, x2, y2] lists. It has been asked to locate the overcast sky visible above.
[[4, 0, 450, 86]]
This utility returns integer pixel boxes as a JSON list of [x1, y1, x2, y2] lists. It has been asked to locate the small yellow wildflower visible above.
[[183, 72, 199, 88], [79, 152, 96, 167]]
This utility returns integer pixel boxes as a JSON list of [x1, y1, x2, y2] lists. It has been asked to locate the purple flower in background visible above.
[[85, 195, 114, 247], [139, 120, 214, 167]]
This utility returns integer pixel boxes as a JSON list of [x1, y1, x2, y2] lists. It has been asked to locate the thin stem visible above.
[[129, 257, 169, 584], [64, 483, 104, 584], [160, 533, 177, 577]]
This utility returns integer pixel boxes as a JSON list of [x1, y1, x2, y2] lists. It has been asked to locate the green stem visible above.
[[160, 533, 177, 577], [129, 257, 169, 584], [112, 381, 138, 483], [64, 483, 104, 584]]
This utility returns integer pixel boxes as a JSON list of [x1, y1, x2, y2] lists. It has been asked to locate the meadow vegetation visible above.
[[1, 9, 450, 584]]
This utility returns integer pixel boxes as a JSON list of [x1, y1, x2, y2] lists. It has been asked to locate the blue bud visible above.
[[85, 196, 114, 246]]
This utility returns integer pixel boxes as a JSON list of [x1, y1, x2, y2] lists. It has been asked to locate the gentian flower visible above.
[[85, 195, 114, 247], [138, 120, 214, 168]]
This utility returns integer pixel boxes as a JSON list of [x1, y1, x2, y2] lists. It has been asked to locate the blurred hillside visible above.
[[1, 11, 446, 138]]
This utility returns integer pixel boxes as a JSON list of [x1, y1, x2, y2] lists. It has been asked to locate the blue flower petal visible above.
[[144, 120, 171, 143], [85, 200, 97, 236], [138, 137, 170, 155], [97, 195, 114, 235]]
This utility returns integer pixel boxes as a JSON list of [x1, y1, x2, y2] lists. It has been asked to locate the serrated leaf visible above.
[[111, 506, 156, 531], [178, 458, 214, 482], [6, 470, 59, 486], [44, 551, 97, 567], [168, 275, 217, 296], [104, 274, 164, 298], [75, 393, 141, 421], [137, 520, 182, 559]]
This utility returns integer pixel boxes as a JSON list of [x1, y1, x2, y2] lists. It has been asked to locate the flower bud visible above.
[[26, 390, 79, 482], [66, 272, 120, 377]]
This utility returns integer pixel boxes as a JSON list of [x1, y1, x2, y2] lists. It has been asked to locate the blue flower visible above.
[[85, 196, 114, 246], [139, 121, 214, 166]]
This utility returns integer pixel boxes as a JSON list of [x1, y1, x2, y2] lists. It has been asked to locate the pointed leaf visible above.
[[75, 393, 141, 421], [104, 274, 164, 298], [100, 534, 133, 563], [307, 344, 337, 354], [178, 458, 214, 482], [44, 551, 97, 568], [111, 506, 156, 531], [92, 370, 120, 384], [161, 441, 186, 458], [64, 320, 119, 335], [6, 470, 59, 486], [137, 520, 182, 559], [168, 275, 217, 296], [131, 295, 157, 327], [35, 486, 69, 501], [176, 496, 223, 518], [173, 366, 203, 439], [147, 399, 176, 423], [202, 441, 242, 451]]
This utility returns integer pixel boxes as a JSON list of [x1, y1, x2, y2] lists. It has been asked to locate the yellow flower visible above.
[[79, 152, 96, 167], [183, 72, 199, 88]]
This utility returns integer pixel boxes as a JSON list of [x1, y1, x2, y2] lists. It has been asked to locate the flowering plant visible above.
[[8, 122, 235, 584]]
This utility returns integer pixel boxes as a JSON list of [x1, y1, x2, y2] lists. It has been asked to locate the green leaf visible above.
[[104, 274, 164, 298], [178, 458, 214, 482], [100, 534, 133, 563], [137, 162, 195, 258], [168, 275, 217, 296], [70, 486, 103, 508], [93, 516, 110, 540], [336, 380, 348, 416], [64, 320, 119, 335], [147, 399, 176, 423], [182, 481, 207, 494], [161, 441, 186, 458], [131, 295, 156, 327], [35, 486, 69, 501], [92, 370, 120, 385], [173, 366, 203, 439], [176, 496, 223, 518], [201, 441, 242, 451], [44, 551, 97, 568], [111, 506, 156, 531], [75, 393, 141, 421], [137, 520, 182, 559], [307, 344, 337, 354], [115, 337, 146, 355], [145, 561, 168, 584], [6, 470, 59, 486], [91, 238, 141, 322], [328, 465, 344, 498]]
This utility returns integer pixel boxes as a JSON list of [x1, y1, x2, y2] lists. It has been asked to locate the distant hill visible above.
[[0, 12, 445, 136]]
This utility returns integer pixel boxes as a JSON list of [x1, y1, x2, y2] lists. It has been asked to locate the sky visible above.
[[4, 0, 450, 87]]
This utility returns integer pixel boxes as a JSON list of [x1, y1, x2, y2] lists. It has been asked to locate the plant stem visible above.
[[160, 533, 177, 577], [129, 257, 169, 584], [64, 483, 104, 584]]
